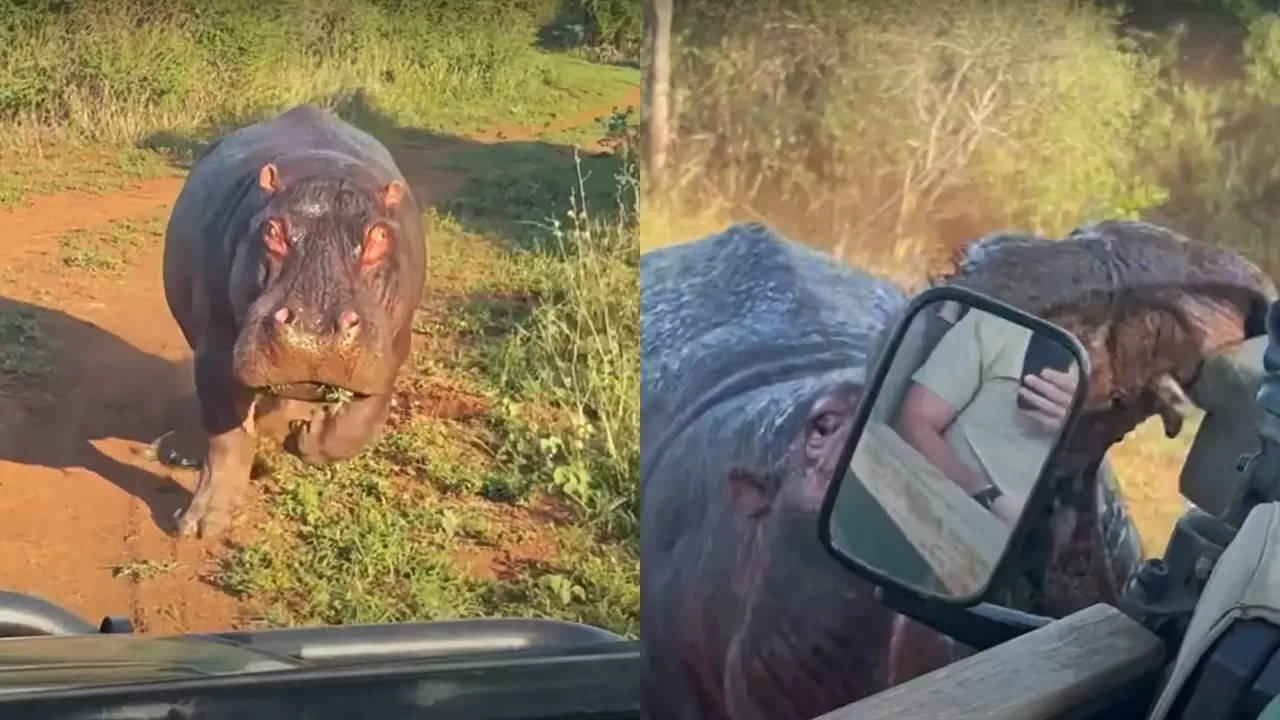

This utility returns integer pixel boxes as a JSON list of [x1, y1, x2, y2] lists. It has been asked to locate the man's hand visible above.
[[1018, 365, 1079, 434]]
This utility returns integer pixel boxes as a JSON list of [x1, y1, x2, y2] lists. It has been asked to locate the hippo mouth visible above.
[[232, 331, 394, 399], [261, 381, 371, 404]]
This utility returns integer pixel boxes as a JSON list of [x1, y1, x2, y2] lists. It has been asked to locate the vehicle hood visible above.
[[0, 634, 298, 694]]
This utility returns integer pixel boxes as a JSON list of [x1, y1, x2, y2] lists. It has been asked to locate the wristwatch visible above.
[[971, 485, 1003, 510]]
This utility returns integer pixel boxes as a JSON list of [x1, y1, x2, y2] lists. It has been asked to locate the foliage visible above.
[[655, 0, 1280, 555], [0, 0, 579, 144], [1133, 5, 1280, 276], [581, 0, 643, 54], [542, 0, 642, 63], [660, 0, 1169, 278]]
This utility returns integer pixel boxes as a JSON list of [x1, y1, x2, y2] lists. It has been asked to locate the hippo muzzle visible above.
[[232, 279, 398, 399]]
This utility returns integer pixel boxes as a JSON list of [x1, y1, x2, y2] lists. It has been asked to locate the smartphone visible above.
[[1016, 332, 1076, 411]]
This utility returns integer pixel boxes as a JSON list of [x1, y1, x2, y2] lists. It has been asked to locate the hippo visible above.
[[162, 104, 426, 538], [639, 221, 1275, 720]]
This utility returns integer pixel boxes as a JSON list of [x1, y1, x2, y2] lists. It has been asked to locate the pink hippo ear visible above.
[[726, 468, 776, 518], [381, 180, 404, 212], [360, 223, 394, 269], [259, 163, 280, 194]]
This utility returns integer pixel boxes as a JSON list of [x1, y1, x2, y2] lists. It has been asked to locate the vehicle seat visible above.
[[1147, 501, 1280, 720], [1180, 336, 1268, 517]]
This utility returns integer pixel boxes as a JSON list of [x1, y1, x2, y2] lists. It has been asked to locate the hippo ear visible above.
[[361, 224, 393, 268], [726, 468, 777, 517], [258, 163, 280, 194], [381, 181, 404, 212]]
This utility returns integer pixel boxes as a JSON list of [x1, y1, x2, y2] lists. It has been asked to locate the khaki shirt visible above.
[[907, 308, 1058, 505]]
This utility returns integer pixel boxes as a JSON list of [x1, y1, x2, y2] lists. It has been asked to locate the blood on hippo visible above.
[[162, 104, 426, 539]]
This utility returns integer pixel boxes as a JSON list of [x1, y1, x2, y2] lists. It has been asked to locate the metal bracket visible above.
[[99, 616, 134, 634]]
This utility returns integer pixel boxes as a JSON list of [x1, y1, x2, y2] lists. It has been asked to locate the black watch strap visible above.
[[972, 485, 1003, 510]]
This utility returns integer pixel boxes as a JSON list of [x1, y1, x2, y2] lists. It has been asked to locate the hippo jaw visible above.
[[943, 220, 1278, 619], [949, 220, 1278, 473], [230, 170, 410, 398]]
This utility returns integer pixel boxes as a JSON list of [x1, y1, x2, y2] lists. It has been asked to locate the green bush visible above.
[[582, 0, 642, 54], [0, 0, 563, 144], [1132, 9, 1280, 276], [664, 0, 1168, 275], [663, 0, 1280, 280]]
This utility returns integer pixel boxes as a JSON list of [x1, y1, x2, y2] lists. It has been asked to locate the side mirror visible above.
[[819, 287, 1091, 606]]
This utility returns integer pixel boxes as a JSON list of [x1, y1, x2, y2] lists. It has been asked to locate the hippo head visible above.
[[719, 380, 968, 719], [639, 225, 963, 720], [231, 162, 419, 399], [941, 221, 1276, 617], [946, 220, 1276, 477]]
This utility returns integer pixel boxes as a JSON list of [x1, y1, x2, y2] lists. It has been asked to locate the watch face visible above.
[[972, 487, 1001, 510]]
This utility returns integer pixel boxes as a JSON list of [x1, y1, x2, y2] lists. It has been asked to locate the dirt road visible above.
[[0, 88, 638, 635]]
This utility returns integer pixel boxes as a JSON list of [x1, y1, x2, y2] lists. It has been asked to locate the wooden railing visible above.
[[814, 604, 1165, 720]]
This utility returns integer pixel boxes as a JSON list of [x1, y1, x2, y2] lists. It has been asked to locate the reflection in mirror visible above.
[[827, 298, 1083, 601]]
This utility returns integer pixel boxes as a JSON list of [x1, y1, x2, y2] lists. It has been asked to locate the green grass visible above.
[[112, 559, 181, 582], [0, 147, 176, 208], [0, 2, 636, 143], [0, 1, 640, 209], [58, 215, 164, 273], [0, 305, 45, 379], [416, 54, 640, 138]]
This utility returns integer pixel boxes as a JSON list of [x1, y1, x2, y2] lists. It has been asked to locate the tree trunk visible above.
[[642, 0, 673, 193]]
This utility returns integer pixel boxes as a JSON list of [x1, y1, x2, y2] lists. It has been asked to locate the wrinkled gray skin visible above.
[[640, 221, 1276, 720], [163, 104, 426, 538]]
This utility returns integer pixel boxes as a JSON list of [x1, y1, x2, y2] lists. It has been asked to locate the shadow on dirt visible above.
[[0, 297, 201, 533], [136, 87, 634, 248]]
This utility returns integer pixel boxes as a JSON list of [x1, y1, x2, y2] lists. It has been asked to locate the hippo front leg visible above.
[[285, 392, 391, 466], [177, 349, 258, 538]]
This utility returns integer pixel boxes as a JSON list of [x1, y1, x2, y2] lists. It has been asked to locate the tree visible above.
[[642, 0, 672, 195]]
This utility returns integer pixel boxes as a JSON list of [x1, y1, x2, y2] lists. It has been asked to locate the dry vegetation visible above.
[[645, 0, 1280, 556]]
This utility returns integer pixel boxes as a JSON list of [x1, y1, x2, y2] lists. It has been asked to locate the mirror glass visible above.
[[825, 297, 1085, 602]]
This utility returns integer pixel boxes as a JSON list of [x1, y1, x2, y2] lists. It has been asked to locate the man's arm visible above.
[[894, 381, 990, 495], [893, 311, 1022, 525]]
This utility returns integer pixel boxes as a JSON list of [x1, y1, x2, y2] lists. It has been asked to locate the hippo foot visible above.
[[174, 467, 241, 539], [174, 503, 231, 539]]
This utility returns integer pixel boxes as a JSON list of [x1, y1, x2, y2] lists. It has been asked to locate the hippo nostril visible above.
[[274, 307, 294, 325], [338, 310, 361, 332]]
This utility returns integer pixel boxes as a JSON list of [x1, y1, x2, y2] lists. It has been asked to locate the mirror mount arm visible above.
[[878, 586, 1051, 651], [1120, 508, 1234, 654]]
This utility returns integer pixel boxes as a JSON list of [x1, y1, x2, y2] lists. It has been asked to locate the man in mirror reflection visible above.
[[893, 304, 1078, 526]]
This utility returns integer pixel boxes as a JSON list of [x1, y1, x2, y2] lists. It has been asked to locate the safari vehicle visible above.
[[817, 286, 1280, 720], [0, 593, 639, 719]]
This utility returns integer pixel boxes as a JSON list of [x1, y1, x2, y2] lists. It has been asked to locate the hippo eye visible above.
[[262, 218, 288, 258], [1109, 391, 1127, 411], [811, 411, 842, 437]]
